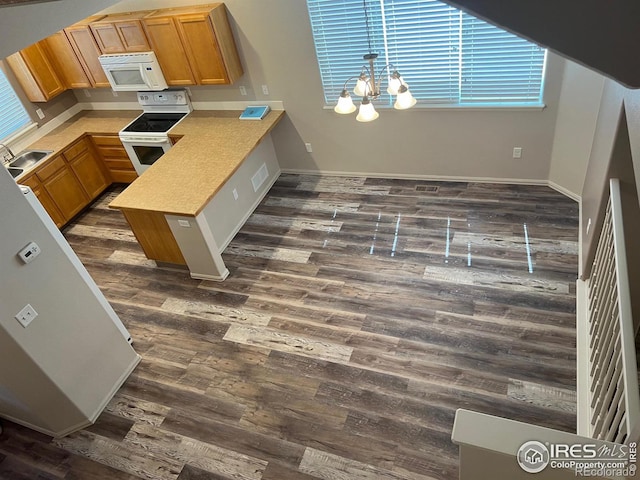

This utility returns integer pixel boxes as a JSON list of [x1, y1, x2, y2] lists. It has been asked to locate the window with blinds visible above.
[[307, 0, 546, 107], [0, 67, 32, 142]]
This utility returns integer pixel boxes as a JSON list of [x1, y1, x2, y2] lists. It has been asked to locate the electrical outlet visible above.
[[177, 219, 191, 228], [15, 304, 37, 328], [35, 108, 45, 120], [232, 188, 239, 200], [239, 86, 247, 96], [513, 147, 522, 159], [305, 143, 313, 153], [112, 91, 119, 97], [262, 84, 269, 95], [586, 218, 592, 235], [83, 89, 91, 98]]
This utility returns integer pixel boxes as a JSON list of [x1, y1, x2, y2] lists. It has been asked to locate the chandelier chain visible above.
[[363, 0, 373, 54]]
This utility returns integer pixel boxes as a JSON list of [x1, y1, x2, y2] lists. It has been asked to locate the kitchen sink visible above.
[[8, 167, 23, 178], [9, 150, 52, 169]]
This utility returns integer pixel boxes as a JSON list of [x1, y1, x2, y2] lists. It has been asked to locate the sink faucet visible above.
[[0, 143, 14, 165]]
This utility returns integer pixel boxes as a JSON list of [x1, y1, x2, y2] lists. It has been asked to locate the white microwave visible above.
[[98, 51, 168, 92]]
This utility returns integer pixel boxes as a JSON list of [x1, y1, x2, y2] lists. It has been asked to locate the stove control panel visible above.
[[137, 89, 189, 107]]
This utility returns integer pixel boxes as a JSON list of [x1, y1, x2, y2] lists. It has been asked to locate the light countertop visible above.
[[26, 109, 285, 217], [27, 111, 141, 152], [109, 109, 284, 216]]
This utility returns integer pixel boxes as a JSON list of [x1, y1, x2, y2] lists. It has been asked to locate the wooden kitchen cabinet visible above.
[[121, 209, 186, 264], [63, 137, 110, 199], [142, 4, 243, 86], [42, 31, 92, 89], [18, 173, 66, 228], [5, 41, 66, 102], [90, 12, 152, 53], [65, 17, 111, 88], [142, 16, 196, 86], [17, 135, 119, 228], [36, 155, 90, 223], [91, 135, 138, 183]]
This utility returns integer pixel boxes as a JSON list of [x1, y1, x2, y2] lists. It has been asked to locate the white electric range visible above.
[[119, 89, 192, 175]]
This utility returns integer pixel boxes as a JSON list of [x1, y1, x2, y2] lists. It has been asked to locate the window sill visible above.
[[323, 103, 546, 112], [2, 121, 38, 147]]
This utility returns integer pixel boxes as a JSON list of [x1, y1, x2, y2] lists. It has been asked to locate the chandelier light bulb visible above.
[[356, 96, 379, 122], [394, 84, 417, 110], [354, 73, 370, 97], [334, 89, 356, 114], [386, 71, 403, 95]]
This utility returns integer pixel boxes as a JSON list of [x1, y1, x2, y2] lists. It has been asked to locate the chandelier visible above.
[[334, 0, 417, 122]]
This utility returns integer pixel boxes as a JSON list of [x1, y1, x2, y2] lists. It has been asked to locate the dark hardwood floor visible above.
[[0, 174, 579, 479]]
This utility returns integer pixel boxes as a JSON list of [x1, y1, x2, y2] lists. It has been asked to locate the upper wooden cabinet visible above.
[[42, 31, 92, 89], [4, 4, 243, 101], [5, 41, 66, 102], [143, 4, 243, 86], [141, 16, 196, 86], [90, 12, 152, 54], [65, 16, 111, 88]]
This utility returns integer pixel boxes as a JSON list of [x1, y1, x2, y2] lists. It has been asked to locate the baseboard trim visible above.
[[84, 353, 141, 426], [548, 180, 581, 202], [281, 168, 581, 202], [280, 168, 547, 185], [191, 269, 230, 282]]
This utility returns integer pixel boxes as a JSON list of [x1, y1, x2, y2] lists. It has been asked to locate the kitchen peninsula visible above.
[[21, 108, 284, 280], [109, 109, 284, 280]]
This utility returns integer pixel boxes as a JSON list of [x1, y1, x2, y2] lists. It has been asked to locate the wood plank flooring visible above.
[[0, 174, 580, 479]]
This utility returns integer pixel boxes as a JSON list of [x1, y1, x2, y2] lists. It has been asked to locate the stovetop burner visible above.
[[122, 112, 188, 133]]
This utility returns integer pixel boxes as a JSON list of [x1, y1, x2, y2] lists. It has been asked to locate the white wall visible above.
[[95, 0, 565, 183], [548, 61, 606, 198], [579, 80, 626, 276], [0, 170, 139, 435], [0, 0, 118, 58]]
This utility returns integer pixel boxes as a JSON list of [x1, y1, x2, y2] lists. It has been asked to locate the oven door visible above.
[[120, 137, 172, 175]]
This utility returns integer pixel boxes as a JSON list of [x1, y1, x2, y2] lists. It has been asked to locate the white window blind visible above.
[[0, 67, 32, 142], [307, 0, 546, 107]]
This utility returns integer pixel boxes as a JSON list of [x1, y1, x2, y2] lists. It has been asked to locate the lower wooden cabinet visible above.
[[91, 135, 138, 183], [19, 173, 66, 228], [36, 155, 90, 222], [18, 136, 113, 227], [64, 137, 111, 199]]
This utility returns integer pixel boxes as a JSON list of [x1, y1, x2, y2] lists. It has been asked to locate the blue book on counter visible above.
[[239, 105, 270, 120]]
